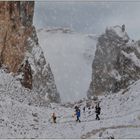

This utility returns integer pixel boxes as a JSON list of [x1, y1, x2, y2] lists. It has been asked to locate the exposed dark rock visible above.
[[88, 25, 140, 98]]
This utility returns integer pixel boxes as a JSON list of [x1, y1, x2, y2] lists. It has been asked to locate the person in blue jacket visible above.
[[75, 106, 81, 122]]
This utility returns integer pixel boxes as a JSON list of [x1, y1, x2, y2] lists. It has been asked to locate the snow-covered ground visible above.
[[0, 26, 139, 138], [0, 68, 140, 138], [37, 28, 97, 102]]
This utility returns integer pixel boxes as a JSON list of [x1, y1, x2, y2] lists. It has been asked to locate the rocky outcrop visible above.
[[88, 25, 140, 98], [0, 2, 60, 103], [0, 2, 34, 72]]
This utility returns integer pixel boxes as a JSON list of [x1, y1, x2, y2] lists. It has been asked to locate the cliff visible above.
[[0, 1, 60, 103], [88, 25, 140, 98]]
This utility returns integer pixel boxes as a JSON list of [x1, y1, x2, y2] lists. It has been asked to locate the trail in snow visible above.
[[81, 124, 140, 139], [0, 89, 140, 139], [43, 80, 140, 138]]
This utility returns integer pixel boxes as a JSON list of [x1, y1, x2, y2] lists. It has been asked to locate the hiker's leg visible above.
[[77, 116, 79, 122], [97, 114, 100, 120], [96, 114, 98, 120], [97, 114, 99, 120], [98, 115, 100, 120], [76, 116, 78, 121], [77, 116, 81, 122]]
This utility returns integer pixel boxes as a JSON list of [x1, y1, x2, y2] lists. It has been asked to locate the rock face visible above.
[[0, 2, 60, 103], [88, 25, 140, 98], [0, 2, 33, 72]]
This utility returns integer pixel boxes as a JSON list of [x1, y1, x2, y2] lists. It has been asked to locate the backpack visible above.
[[95, 106, 101, 114]]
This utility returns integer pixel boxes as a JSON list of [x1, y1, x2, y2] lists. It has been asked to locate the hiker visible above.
[[83, 106, 85, 113], [95, 103, 101, 120], [88, 106, 91, 114], [52, 112, 57, 123], [75, 106, 81, 122]]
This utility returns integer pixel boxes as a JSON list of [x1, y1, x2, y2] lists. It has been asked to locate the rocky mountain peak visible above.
[[105, 25, 129, 43], [88, 25, 140, 98]]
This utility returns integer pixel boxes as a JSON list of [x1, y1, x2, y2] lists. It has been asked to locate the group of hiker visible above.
[[51, 102, 101, 123]]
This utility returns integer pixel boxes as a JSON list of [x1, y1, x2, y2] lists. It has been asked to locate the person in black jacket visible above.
[[95, 103, 101, 120]]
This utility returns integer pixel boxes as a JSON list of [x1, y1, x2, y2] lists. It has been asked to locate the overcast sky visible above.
[[34, 1, 140, 40]]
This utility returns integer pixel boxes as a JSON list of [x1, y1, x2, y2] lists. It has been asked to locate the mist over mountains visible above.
[[34, 1, 140, 39]]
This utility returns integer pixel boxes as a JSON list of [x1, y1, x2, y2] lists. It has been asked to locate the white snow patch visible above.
[[122, 51, 140, 67], [110, 69, 121, 81]]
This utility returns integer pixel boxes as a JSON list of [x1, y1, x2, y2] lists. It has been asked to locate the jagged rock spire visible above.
[[88, 25, 140, 98]]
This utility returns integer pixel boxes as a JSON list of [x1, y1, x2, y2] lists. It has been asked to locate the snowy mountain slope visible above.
[[0, 67, 140, 138], [0, 69, 51, 106], [37, 28, 97, 102], [82, 80, 140, 138]]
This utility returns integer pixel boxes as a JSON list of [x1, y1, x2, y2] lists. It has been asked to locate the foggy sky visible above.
[[34, 1, 140, 40]]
